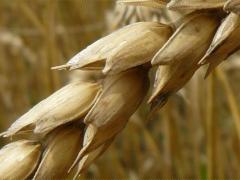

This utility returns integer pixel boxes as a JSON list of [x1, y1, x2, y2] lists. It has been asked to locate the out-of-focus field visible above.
[[0, 0, 240, 179]]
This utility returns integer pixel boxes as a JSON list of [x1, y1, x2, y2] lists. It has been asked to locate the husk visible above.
[[53, 22, 172, 75], [152, 12, 219, 65], [199, 13, 240, 77], [72, 137, 114, 179], [1, 81, 101, 137], [149, 12, 220, 108], [0, 140, 41, 179], [70, 67, 149, 170], [33, 126, 84, 179]]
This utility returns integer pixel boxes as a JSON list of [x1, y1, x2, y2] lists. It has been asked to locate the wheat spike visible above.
[[1, 0, 240, 178]]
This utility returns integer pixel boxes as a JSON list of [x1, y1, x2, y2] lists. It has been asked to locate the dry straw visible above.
[[1, 0, 240, 179]]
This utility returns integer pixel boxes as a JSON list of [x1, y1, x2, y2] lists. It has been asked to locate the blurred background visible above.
[[0, 0, 240, 179]]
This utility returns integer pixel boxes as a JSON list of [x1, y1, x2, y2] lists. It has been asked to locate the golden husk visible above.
[[199, 13, 240, 77], [149, 12, 220, 108], [70, 67, 149, 170], [1, 81, 101, 137], [0, 140, 41, 179], [53, 22, 172, 75], [33, 126, 84, 179]]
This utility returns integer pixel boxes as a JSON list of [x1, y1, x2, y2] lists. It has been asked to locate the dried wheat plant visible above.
[[1, 0, 240, 179]]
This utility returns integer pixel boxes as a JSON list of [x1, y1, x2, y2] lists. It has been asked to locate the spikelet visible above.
[[33, 125, 84, 179], [117, 0, 168, 8], [1, 81, 101, 137], [70, 67, 149, 170], [167, 0, 226, 10], [199, 13, 240, 77], [0, 140, 41, 179], [151, 13, 219, 65], [102, 23, 172, 75], [149, 12, 220, 108], [224, 0, 240, 14], [53, 22, 172, 75]]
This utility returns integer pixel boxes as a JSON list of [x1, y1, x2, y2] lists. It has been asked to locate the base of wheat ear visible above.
[[1, 0, 240, 179]]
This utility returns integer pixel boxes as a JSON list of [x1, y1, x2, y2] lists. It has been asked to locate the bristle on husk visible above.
[[167, 0, 226, 10], [117, 0, 167, 8]]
